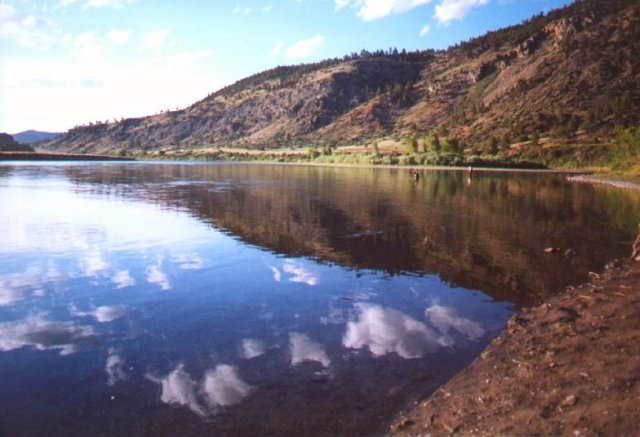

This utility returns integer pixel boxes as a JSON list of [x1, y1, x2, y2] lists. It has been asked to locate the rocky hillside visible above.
[[42, 0, 640, 159], [0, 133, 35, 152]]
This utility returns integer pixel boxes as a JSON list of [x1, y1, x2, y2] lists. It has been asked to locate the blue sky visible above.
[[0, 0, 573, 133]]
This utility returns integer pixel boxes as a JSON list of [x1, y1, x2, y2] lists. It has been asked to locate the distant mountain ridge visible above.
[[42, 0, 640, 162], [13, 130, 62, 145]]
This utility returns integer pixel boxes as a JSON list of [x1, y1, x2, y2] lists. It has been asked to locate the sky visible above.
[[0, 0, 573, 133]]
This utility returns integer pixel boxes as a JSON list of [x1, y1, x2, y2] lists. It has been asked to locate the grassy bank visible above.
[[129, 145, 547, 170], [111, 125, 639, 175]]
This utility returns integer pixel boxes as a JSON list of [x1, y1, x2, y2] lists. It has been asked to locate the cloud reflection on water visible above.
[[172, 253, 205, 271], [343, 303, 485, 359], [282, 260, 319, 286], [0, 282, 30, 306], [289, 332, 331, 367], [111, 270, 136, 289], [150, 364, 253, 416], [343, 303, 441, 359], [426, 303, 485, 339], [81, 250, 110, 278], [154, 365, 206, 416], [146, 260, 171, 291], [0, 313, 96, 355], [240, 338, 266, 359], [69, 304, 127, 323], [201, 365, 254, 408], [106, 348, 127, 385], [0, 263, 62, 306], [269, 266, 282, 282]]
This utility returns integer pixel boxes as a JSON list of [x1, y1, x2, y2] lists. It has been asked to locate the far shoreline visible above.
[[0, 152, 596, 175], [0, 151, 132, 161]]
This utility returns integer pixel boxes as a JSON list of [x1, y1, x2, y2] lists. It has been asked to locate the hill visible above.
[[0, 133, 35, 152], [41, 0, 640, 165], [12, 130, 62, 145]]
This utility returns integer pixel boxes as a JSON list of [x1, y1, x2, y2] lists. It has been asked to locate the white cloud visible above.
[[0, 8, 59, 49], [83, 0, 135, 9], [434, 0, 489, 24], [57, 0, 78, 8], [285, 35, 324, 59], [268, 40, 284, 57], [0, 2, 224, 133], [0, 4, 16, 20], [139, 29, 168, 53], [263, 5, 273, 12], [336, 0, 432, 21], [240, 338, 266, 359], [334, 0, 350, 10], [107, 29, 132, 45], [425, 303, 484, 339], [232, 6, 253, 14], [69, 304, 127, 322], [201, 365, 254, 408], [0, 54, 225, 135], [289, 332, 331, 367], [106, 349, 127, 385], [343, 303, 441, 359], [419, 24, 431, 36], [112, 270, 135, 289], [0, 313, 95, 355], [282, 260, 319, 285]]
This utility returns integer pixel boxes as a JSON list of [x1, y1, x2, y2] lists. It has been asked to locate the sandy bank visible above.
[[390, 257, 640, 436]]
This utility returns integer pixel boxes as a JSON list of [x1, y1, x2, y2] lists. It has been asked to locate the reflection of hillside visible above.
[[64, 164, 640, 305]]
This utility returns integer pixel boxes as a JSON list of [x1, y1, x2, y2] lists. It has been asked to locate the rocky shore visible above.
[[390, 256, 640, 436]]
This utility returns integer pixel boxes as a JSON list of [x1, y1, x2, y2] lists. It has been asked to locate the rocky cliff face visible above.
[[42, 0, 640, 157]]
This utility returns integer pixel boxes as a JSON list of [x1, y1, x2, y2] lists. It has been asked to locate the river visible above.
[[1, 162, 638, 436]]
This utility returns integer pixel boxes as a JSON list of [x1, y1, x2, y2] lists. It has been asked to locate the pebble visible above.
[[562, 395, 577, 407]]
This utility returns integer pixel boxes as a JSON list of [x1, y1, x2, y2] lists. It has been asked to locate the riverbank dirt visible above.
[[390, 258, 640, 436]]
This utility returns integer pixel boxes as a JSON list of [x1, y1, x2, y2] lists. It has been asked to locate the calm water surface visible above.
[[1, 162, 639, 436]]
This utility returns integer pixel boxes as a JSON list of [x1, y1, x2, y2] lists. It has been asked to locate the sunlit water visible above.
[[1, 162, 638, 436]]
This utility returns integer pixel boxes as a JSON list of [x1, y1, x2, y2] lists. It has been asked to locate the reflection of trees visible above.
[[64, 164, 640, 305]]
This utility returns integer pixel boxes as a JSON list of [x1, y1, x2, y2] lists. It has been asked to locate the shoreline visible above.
[[391, 260, 640, 436], [2, 153, 597, 174], [390, 176, 640, 436], [567, 175, 640, 191], [0, 151, 131, 161], [139, 157, 594, 175], [240, 160, 593, 174]]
